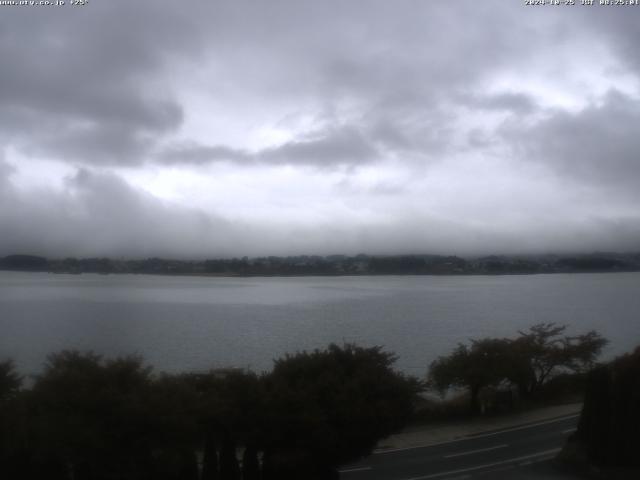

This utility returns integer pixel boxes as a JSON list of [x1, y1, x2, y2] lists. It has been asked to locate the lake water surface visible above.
[[1, 271, 639, 377]]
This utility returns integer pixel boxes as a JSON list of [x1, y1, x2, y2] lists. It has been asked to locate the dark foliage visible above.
[[573, 346, 640, 468], [4, 251, 640, 276], [0, 360, 21, 402], [0, 344, 420, 479], [429, 338, 512, 413], [26, 351, 159, 480], [509, 323, 607, 398], [201, 433, 219, 480], [262, 344, 421, 475], [556, 257, 625, 271], [428, 323, 607, 414]]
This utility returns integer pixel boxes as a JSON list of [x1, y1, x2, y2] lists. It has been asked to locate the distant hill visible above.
[[1, 252, 640, 277], [0, 254, 48, 271]]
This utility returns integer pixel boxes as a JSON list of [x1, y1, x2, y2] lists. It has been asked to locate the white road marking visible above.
[[562, 428, 577, 434], [373, 413, 579, 455], [443, 444, 508, 459], [527, 455, 558, 465], [401, 448, 562, 480], [339, 466, 372, 474], [472, 464, 516, 477], [462, 414, 580, 440]]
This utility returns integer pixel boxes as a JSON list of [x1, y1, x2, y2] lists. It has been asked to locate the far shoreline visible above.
[[2, 252, 639, 278], [2, 268, 640, 279]]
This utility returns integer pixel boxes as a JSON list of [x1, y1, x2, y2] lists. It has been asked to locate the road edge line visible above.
[[373, 413, 579, 454], [401, 448, 562, 480]]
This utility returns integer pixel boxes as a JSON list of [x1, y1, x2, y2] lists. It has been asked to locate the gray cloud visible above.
[[0, 168, 247, 258], [583, 9, 640, 74], [2, 2, 640, 256], [1, 162, 640, 258], [0, 157, 15, 201], [158, 144, 251, 166], [508, 90, 640, 191], [459, 93, 538, 115], [0, 1, 190, 165], [159, 126, 379, 167], [0, 0, 526, 168], [262, 126, 378, 166]]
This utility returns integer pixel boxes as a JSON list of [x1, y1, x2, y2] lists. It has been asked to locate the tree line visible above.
[[2, 252, 640, 276], [0, 324, 611, 479], [428, 323, 608, 414], [0, 345, 420, 480]]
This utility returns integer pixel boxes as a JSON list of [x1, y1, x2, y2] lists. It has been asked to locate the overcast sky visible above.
[[1, 1, 640, 258]]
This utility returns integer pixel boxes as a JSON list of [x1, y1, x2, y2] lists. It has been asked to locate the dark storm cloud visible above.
[[38, 113, 181, 165], [508, 90, 640, 190], [0, 1, 191, 165], [2, 0, 629, 172], [0, 0, 525, 168], [582, 8, 640, 73]]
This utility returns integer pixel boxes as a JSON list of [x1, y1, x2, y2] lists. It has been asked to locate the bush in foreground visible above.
[[428, 323, 607, 414], [262, 344, 421, 478], [558, 345, 640, 477], [0, 344, 421, 480]]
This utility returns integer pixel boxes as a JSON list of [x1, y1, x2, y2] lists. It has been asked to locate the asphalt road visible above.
[[339, 414, 580, 480]]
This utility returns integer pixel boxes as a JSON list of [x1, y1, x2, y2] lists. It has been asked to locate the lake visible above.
[[1, 271, 639, 377]]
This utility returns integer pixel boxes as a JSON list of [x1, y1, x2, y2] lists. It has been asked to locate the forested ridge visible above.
[[2, 252, 639, 276]]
